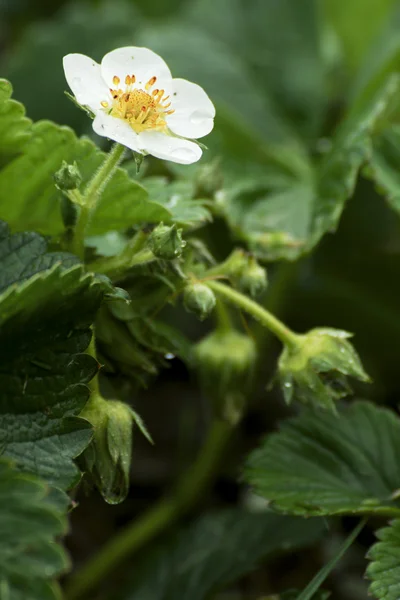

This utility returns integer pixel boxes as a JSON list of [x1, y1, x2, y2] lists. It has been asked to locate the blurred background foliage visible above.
[[3, 0, 400, 598]]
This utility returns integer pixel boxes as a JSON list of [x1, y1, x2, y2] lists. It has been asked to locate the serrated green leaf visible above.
[[364, 125, 400, 214], [0, 458, 68, 600], [245, 401, 400, 517], [0, 117, 170, 237], [0, 221, 106, 489], [308, 74, 400, 250], [220, 74, 400, 260], [119, 509, 324, 600], [0, 79, 31, 168], [367, 518, 400, 600], [143, 177, 212, 227]]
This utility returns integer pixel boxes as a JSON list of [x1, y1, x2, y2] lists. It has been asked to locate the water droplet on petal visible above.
[[170, 147, 198, 161], [190, 109, 213, 125]]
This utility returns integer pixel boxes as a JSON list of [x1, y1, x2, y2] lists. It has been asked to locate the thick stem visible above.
[[69, 143, 125, 261], [207, 280, 300, 349], [70, 204, 90, 261], [65, 419, 232, 600], [89, 248, 155, 281], [84, 143, 125, 210]]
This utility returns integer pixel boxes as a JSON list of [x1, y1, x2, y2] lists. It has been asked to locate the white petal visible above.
[[63, 54, 109, 112], [92, 112, 140, 151], [101, 46, 172, 92], [137, 132, 202, 164], [166, 78, 215, 139]]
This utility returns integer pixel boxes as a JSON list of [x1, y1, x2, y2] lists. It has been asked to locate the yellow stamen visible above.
[[100, 75, 174, 133], [145, 76, 157, 90]]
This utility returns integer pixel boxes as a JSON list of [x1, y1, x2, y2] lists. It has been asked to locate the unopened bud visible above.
[[235, 256, 267, 297], [54, 160, 82, 191], [193, 329, 257, 424], [183, 282, 216, 320], [79, 394, 135, 504], [212, 249, 267, 298], [148, 223, 186, 260]]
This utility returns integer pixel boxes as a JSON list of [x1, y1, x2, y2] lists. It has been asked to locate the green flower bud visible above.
[[183, 282, 216, 320], [193, 158, 224, 198], [54, 160, 82, 191], [278, 327, 370, 413], [148, 223, 186, 260], [235, 256, 267, 298], [79, 394, 135, 504], [211, 249, 267, 298], [193, 329, 257, 424]]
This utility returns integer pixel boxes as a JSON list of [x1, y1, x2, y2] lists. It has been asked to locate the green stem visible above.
[[207, 280, 300, 349], [215, 299, 232, 333], [69, 143, 125, 261], [70, 203, 90, 261], [89, 248, 155, 281], [84, 143, 125, 209], [65, 419, 232, 600]]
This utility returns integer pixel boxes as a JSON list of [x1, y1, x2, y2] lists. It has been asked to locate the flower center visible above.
[[101, 74, 174, 133]]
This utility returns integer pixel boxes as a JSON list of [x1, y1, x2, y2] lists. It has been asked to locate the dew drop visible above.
[[190, 109, 213, 125], [164, 353, 175, 360]]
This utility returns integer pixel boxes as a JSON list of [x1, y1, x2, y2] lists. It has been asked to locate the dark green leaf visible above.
[[245, 401, 400, 516], [308, 74, 400, 250], [0, 221, 106, 489], [119, 509, 324, 600], [0, 458, 68, 600], [367, 518, 400, 600]]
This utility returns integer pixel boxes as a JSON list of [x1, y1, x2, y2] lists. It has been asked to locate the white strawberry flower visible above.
[[63, 46, 215, 165]]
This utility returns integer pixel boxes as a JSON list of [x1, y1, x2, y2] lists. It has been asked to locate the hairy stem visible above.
[[84, 143, 125, 209], [69, 143, 125, 260], [65, 419, 232, 600], [207, 280, 300, 348], [89, 248, 155, 281]]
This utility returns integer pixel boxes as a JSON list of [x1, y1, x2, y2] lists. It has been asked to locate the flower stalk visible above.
[[207, 280, 300, 349], [69, 143, 125, 260]]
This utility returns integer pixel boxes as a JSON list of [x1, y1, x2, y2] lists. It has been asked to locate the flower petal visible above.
[[137, 132, 202, 164], [166, 78, 215, 139], [63, 54, 109, 112], [101, 47, 172, 92], [92, 112, 140, 151]]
